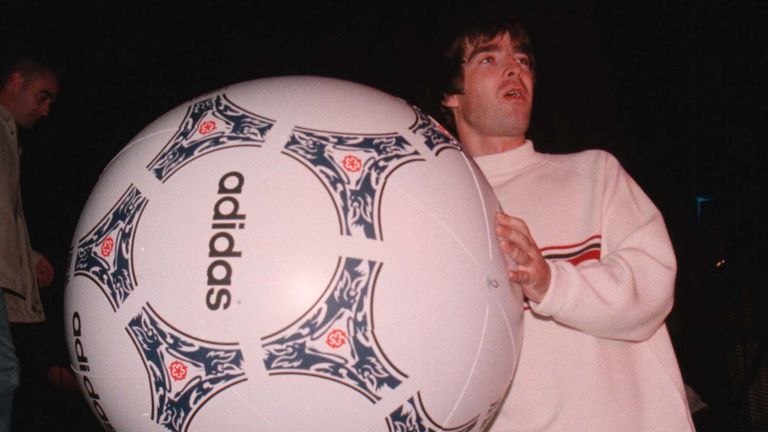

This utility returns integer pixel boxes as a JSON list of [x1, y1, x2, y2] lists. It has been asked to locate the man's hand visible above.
[[34, 254, 54, 287], [495, 212, 550, 303]]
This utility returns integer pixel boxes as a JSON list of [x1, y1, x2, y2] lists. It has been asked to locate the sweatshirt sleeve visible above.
[[530, 153, 676, 342]]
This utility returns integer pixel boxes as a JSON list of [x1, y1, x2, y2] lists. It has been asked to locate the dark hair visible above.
[[431, 12, 535, 131], [0, 57, 54, 89]]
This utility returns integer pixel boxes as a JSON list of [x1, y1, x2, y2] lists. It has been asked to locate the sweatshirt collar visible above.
[[473, 140, 540, 186], [0, 103, 15, 126], [0, 103, 18, 144]]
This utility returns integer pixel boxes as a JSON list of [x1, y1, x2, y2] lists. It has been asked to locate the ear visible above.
[[4, 72, 24, 93], [442, 93, 459, 110]]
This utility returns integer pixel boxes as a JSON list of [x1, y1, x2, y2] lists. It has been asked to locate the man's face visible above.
[[9, 71, 59, 128], [443, 32, 534, 144]]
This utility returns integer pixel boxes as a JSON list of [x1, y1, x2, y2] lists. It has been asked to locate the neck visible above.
[[0, 94, 18, 121], [0, 100, 12, 119]]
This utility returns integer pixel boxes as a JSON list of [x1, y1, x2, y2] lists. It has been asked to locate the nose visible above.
[[38, 101, 51, 117], [503, 56, 522, 77]]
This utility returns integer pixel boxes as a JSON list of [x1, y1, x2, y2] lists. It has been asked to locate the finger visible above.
[[508, 269, 530, 285], [497, 234, 535, 267], [36, 265, 53, 286], [497, 213, 532, 235], [509, 244, 532, 265], [502, 231, 537, 259]]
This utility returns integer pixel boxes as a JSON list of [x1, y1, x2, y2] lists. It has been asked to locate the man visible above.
[[436, 16, 695, 431], [0, 58, 58, 431]]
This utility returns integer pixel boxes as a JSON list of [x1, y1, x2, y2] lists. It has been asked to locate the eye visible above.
[[479, 55, 495, 64], [516, 56, 531, 67], [35, 93, 53, 105]]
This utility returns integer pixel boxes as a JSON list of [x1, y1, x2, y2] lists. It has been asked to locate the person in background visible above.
[[0, 57, 58, 432]]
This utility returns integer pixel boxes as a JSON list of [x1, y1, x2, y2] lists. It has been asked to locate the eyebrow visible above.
[[464, 42, 531, 65], [464, 42, 503, 64], [39, 90, 57, 101]]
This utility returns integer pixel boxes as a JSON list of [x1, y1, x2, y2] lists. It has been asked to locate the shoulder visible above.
[[540, 148, 622, 178]]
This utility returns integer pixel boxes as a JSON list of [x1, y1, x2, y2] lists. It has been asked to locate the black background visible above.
[[2, 0, 766, 430]]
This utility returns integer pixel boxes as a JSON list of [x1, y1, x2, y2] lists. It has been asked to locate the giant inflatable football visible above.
[[64, 76, 524, 432]]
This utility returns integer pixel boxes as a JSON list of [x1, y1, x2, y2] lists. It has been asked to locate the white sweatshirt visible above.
[[476, 142, 694, 431]]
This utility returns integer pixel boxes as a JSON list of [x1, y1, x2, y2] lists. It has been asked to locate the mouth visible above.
[[502, 86, 527, 101]]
